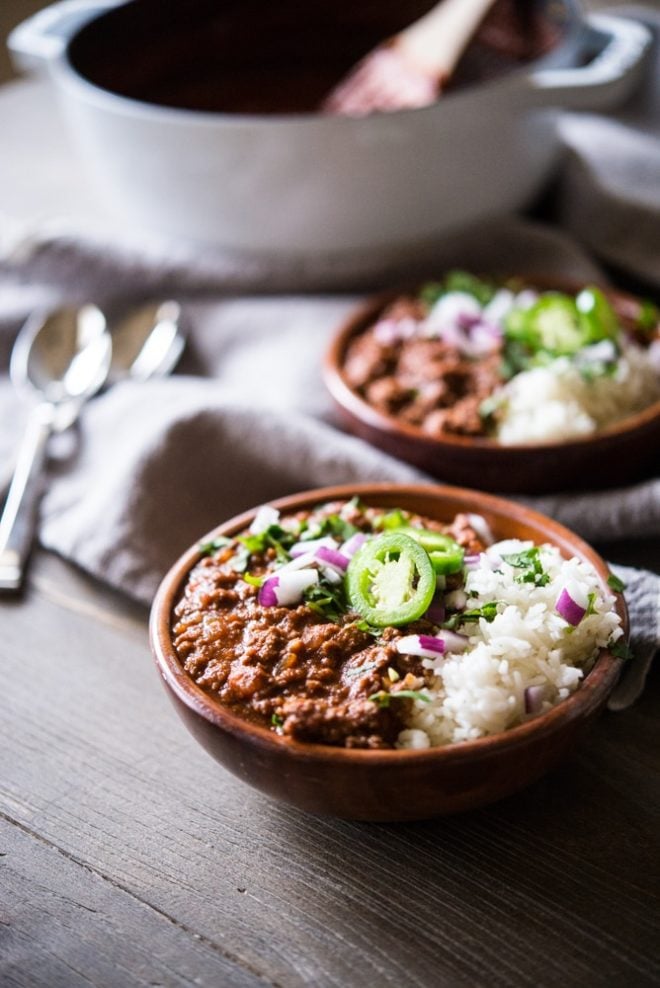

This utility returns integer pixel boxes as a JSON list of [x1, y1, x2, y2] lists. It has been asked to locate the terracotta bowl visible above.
[[149, 483, 626, 822], [323, 281, 660, 494]]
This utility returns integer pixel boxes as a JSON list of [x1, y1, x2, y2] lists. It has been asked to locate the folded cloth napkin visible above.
[[1, 9, 659, 710]]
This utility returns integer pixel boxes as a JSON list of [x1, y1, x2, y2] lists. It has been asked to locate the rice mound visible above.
[[397, 541, 623, 748], [494, 341, 660, 445]]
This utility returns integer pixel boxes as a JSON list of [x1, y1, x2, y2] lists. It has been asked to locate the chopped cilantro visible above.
[[369, 689, 431, 708], [443, 270, 497, 305], [353, 618, 384, 638], [502, 547, 550, 587], [238, 523, 296, 563], [302, 578, 348, 623], [418, 271, 496, 310], [228, 545, 251, 573], [443, 601, 499, 628], [609, 639, 634, 662], [271, 713, 284, 728], [607, 573, 626, 593], [303, 511, 358, 543], [198, 535, 233, 556]]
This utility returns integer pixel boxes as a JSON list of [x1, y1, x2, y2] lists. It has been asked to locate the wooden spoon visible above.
[[323, 0, 498, 116]]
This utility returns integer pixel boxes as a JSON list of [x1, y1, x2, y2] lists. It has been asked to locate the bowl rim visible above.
[[322, 277, 660, 454], [150, 481, 627, 764]]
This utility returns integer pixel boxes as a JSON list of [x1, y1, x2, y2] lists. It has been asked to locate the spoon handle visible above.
[[0, 403, 54, 591]]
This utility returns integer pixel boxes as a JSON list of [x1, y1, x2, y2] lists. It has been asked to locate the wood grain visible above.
[[1, 550, 659, 987]]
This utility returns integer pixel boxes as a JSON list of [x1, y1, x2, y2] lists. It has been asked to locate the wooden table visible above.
[[1, 541, 659, 988], [1, 71, 659, 988]]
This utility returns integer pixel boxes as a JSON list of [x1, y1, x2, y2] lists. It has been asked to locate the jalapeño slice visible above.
[[399, 526, 464, 575], [346, 532, 435, 627]]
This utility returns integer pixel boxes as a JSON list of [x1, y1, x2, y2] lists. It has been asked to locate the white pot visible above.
[[8, 1, 652, 258]]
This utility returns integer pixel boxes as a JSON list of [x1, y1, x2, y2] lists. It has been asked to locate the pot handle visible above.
[[527, 14, 653, 111], [8, 0, 122, 73]]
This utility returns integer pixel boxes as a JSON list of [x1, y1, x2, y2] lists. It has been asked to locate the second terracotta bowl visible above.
[[149, 483, 626, 821], [323, 282, 660, 494]]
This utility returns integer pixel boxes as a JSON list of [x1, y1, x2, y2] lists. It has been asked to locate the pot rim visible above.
[[27, 0, 584, 125]]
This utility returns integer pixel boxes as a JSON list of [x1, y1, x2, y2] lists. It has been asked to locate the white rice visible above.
[[397, 541, 623, 748], [494, 340, 660, 445]]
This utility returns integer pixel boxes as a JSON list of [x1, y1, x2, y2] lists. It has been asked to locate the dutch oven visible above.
[[8, 0, 652, 258]]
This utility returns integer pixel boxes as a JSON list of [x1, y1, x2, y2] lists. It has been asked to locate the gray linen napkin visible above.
[[1, 10, 659, 709]]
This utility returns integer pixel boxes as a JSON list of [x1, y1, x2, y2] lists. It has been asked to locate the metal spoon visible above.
[[107, 299, 185, 384], [0, 305, 112, 592]]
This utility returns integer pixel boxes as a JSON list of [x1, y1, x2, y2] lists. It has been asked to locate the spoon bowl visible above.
[[0, 305, 112, 591], [108, 300, 185, 383], [12, 305, 111, 431]]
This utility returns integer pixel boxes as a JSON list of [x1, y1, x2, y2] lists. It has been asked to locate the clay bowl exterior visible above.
[[323, 283, 660, 495], [150, 483, 626, 822]]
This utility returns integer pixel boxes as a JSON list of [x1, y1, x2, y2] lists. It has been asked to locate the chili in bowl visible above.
[[323, 274, 660, 494], [150, 483, 627, 821]]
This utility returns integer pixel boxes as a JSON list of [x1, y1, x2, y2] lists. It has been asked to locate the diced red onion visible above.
[[290, 536, 338, 558], [249, 504, 280, 534], [259, 569, 318, 607], [396, 635, 445, 659], [556, 584, 587, 626], [464, 553, 482, 569], [396, 629, 470, 659], [457, 311, 482, 331], [418, 635, 446, 654], [341, 532, 368, 558], [373, 316, 418, 344], [315, 545, 350, 573], [258, 576, 279, 607], [513, 289, 539, 310], [483, 288, 515, 323], [276, 551, 317, 574], [469, 321, 502, 355], [524, 685, 545, 715], [437, 630, 469, 653]]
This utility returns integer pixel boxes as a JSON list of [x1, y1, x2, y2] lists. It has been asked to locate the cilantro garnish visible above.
[[353, 618, 384, 638], [228, 545, 251, 573], [238, 523, 296, 563], [609, 639, 634, 662], [302, 511, 358, 543], [302, 578, 348, 623], [271, 713, 284, 729], [443, 602, 499, 629], [502, 547, 550, 587], [198, 535, 233, 556], [369, 689, 431, 708], [607, 573, 626, 593]]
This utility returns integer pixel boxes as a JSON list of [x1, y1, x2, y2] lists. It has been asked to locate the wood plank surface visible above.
[[1, 550, 659, 987]]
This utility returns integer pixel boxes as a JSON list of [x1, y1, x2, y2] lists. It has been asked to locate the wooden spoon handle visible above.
[[396, 0, 498, 82]]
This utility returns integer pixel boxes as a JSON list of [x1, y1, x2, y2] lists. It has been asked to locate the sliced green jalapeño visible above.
[[399, 526, 464, 575], [346, 532, 436, 627]]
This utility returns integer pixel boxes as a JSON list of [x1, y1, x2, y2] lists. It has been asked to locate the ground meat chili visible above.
[[340, 271, 660, 441], [172, 498, 488, 749]]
